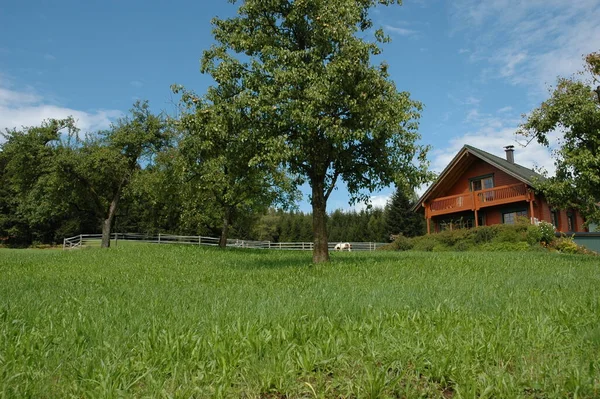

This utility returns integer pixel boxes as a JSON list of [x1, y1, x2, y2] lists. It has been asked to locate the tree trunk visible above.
[[311, 177, 330, 263], [219, 207, 232, 248], [101, 191, 121, 248]]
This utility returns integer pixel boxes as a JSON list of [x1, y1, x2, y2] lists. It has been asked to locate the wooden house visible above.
[[413, 145, 587, 234]]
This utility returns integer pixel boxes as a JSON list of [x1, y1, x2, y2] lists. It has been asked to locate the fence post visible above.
[[158, 233, 161, 244], [80, 234, 82, 247], [115, 233, 118, 247], [63, 238, 66, 250], [199, 236, 201, 246]]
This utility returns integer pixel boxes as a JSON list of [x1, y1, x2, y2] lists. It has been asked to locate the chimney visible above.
[[504, 145, 515, 164]]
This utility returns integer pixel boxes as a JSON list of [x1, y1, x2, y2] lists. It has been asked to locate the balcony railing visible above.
[[428, 183, 530, 217], [429, 192, 474, 214]]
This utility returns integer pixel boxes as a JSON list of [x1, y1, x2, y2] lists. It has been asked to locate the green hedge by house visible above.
[[381, 220, 597, 255]]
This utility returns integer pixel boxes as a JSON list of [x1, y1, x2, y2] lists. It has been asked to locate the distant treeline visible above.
[[0, 102, 425, 247]]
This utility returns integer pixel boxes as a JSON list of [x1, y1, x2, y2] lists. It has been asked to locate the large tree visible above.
[[519, 52, 600, 224], [0, 118, 86, 246], [60, 101, 169, 247], [203, 0, 431, 262]]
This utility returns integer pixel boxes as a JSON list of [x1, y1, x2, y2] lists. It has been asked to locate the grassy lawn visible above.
[[1, 245, 599, 398]]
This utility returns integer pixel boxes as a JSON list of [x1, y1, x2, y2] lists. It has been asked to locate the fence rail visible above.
[[63, 233, 385, 252]]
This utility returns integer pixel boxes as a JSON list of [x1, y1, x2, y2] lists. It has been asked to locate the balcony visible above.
[[428, 183, 530, 217]]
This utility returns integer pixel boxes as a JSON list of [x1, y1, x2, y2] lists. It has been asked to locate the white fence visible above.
[[63, 233, 385, 251]]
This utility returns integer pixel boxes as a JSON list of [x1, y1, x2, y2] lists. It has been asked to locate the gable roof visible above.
[[412, 145, 545, 212]]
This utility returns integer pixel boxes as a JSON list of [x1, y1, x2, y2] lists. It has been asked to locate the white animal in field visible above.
[[334, 242, 352, 252]]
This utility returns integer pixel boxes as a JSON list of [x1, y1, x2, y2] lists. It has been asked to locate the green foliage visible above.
[[548, 235, 596, 255], [0, 118, 85, 246], [495, 227, 524, 243], [411, 235, 438, 252], [201, 0, 433, 261], [249, 207, 389, 243], [473, 226, 496, 244], [526, 221, 556, 245], [526, 224, 544, 245], [519, 52, 600, 224], [0, 102, 170, 247], [2, 246, 600, 397], [382, 219, 571, 253], [552, 236, 580, 254], [388, 234, 414, 251], [538, 221, 556, 244], [384, 188, 425, 238]]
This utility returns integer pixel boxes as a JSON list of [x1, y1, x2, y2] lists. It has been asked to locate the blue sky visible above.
[[1, 0, 599, 213]]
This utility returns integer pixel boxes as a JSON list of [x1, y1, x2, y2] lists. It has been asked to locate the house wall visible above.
[[533, 195, 587, 232], [445, 159, 522, 196]]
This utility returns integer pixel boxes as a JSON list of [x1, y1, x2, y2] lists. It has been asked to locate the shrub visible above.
[[494, 227, 523, 243], [552, 236, 581, 254], [454, 240, 472, 252], [391, 234, 413, 251], [412, 235, 437, 252], [435, 228, 474, 247], [473, 226, 496, 243], [526, 224, 544, 245], [538, 221, 556, 244]]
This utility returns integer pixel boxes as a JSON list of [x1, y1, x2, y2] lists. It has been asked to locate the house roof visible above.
[[412, 145, 545, 212]]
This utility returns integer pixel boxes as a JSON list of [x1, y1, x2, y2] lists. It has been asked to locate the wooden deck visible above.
[[428, 183, 530, 217]]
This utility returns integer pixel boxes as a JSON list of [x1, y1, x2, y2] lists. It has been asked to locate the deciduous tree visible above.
[[519, 52, 600, 224], [202, 0, 431, 262], [173, 83, 296, 247], [60, 101, 169, 247]]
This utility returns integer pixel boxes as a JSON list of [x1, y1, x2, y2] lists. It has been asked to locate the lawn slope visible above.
[[1, 246, 599, 397]]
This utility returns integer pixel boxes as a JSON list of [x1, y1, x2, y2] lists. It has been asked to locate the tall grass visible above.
[[1, 245, 599, 397]]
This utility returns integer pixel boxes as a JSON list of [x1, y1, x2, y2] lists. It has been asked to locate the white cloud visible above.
[[447, 94, 481, 106], [43, 54, 56, 61], [351, 194, 391, 212], [0, 75, 121, 134], [451, 0, 600, 90], [497, 106, 513, 113], [130, 80, 144, 88], [384, 25, 418, 36]]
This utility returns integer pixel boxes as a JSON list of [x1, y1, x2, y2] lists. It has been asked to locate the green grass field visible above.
[[1, 245, 599, 398]]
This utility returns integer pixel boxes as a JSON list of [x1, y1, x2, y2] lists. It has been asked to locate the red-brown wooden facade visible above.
[[415, 147, 587, 234]]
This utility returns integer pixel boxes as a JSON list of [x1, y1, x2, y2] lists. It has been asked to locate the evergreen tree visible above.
[[385, 188, 425, 239]]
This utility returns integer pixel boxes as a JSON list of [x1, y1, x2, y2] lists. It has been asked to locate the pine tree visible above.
[[385, 188, 425, 239]]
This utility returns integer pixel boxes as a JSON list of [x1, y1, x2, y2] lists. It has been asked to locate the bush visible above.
[[435, 228, 474, 247], [454, 240, 472, 252], [526, 221, 555, 245], [391, 234, 414, 251], [412, 235, 437, 252], [526, 224, 544, 245], [494, 227, 523, 243], [538, 221, 556, 244], [473, 226, 496, 243], [552, 236, 581, 254]]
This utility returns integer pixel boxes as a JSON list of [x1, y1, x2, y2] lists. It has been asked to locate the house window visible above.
[[550, 210, 559, 229], [471, 175, 494, 192], [502, 209, 528, 224], [567, 211, 575, 231], [438, 214, 485, 231]]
